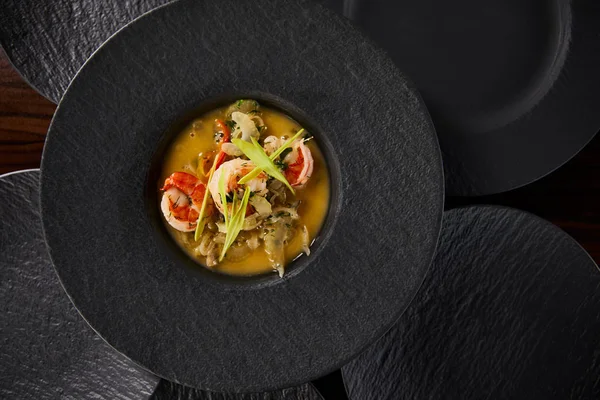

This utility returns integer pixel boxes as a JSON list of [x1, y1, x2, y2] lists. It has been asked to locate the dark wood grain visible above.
[[0, 48, 55, 174], [1, 46, 599, 266]]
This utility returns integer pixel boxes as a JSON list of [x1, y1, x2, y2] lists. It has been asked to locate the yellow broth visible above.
[[159, 104, 330, 276]]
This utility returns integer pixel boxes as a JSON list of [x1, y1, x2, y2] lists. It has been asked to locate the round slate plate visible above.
[[40, 0, 443, 393], [0, 0, 330, 103], [0, 169, 159, 400], [150, 380, 324, 400], [342, 206, 600, 399], [324, 0, 600, 195], [0, 0, 172, 103]]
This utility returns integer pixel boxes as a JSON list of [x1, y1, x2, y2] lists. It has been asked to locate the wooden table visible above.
[[2, 47, 599, 265], [0, 48, 55, 174]]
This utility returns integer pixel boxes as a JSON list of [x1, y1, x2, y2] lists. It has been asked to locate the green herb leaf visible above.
[[274, 159, 288, 171], [236, 128, 305, 188], [218, 170, 229, 227], [194, 169, 215, 241], [270, 129, 304, 160], [233, 138, 295, 194], [220, 187, 251, 261]]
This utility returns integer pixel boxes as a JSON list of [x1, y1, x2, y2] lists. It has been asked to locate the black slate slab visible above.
[[0, 169, 160, 400], [342, 205, 600, 399], [40, 0, 443, 392]]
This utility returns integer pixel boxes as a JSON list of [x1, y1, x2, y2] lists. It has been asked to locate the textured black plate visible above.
[[40, 0, 443, 392], [150, 380, 324, 400], [0, 0, 171, 103], [320, 0, 600, 195], [342, 206, 600, 399], [0, 169, 159, 400]]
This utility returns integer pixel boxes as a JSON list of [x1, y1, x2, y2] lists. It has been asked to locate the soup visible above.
[[159, 100, 330, 277]]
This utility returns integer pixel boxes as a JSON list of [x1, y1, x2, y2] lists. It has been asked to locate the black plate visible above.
[[324, 0, 600, 195], [0, 0, 170, 103], [40, 0, 443, 392], [0, 169, 159, 399], [342, 206, 600, 399], [150, 380, 324, 400], [3, 0, 599, 196]]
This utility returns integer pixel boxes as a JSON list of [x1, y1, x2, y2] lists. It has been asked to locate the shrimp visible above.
[[160, 172, 210, 232], [208, 158, 268, 215], [263, 136, 281, 155], [264, 136, 314, 187]]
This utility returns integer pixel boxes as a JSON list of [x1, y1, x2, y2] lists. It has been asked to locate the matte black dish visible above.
[[0, 169, 159, 400], [342, 206, 600, 399], [41, 0, 443, 392], [0, 0, 170, 103], [322, 0, 600, 195], [0, 0, 329, 102], [150, 380, 324, 400]]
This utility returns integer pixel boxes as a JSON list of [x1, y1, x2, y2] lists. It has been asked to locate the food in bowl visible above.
[[159, 99, 330, 277]]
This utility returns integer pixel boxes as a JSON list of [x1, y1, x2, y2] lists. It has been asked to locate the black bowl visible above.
[[41, 0, 443, 392], [145, 92, 341, 287]]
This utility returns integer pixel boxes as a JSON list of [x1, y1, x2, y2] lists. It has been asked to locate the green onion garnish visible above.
[[218, 169, 229, 227], [232, 137, 295, 193], [270, 129, 304, 160], [235, 128, 304, 190], [194, 167, 214, 241], [219, 186, 251, 261]]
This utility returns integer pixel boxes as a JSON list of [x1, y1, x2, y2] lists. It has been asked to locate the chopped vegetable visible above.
[[249, 195, 272, 216], [193, 167, 215, 240], [233, 137, 295, 193], [226, 99, 261, 119], [231, 112, 260, 142], [264, 221, 286, 277], [221, 142, 243, 156], [301, 225, 311, 256], [220, 187, 251, 261], [216, 213, 260, 233]]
